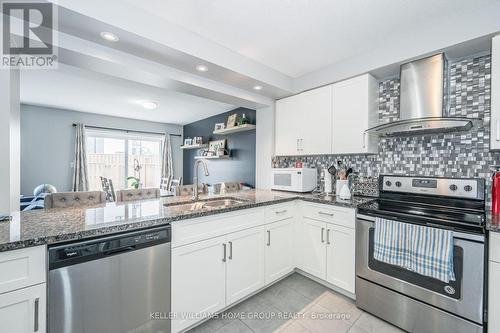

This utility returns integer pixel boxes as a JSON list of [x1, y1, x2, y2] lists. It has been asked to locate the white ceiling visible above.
[[20, 65, 236, 125], [123, 0, 499, 78]]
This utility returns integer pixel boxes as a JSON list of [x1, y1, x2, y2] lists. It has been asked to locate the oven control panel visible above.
[[381, 175, 484, 200]]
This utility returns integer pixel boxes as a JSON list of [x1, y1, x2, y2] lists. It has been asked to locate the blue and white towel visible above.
[[373, 218, 455, 283]]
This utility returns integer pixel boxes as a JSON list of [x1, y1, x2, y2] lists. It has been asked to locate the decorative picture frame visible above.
[[226, 114, 238, 128], [184, 138, 193, 146], [214, 123, 225, 131], [208, 139, 226, 154]]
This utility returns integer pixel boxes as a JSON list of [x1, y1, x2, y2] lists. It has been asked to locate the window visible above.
[[86, 129, 163, 191]]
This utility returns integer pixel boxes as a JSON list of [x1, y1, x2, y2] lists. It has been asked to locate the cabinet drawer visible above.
[[172, 208, 265, 247], [490, 232, 500, 263], [265, 203, 295, 223], [0, 246, 46, 295], [301, 203, 355, 229]]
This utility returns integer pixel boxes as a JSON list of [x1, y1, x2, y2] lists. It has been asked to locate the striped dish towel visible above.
[[373, 218, 455, 283]]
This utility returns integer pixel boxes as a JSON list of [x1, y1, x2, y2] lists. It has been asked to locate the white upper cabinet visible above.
[[491, 35, 500, 150], [275, 74, 378, 156], [275, 85, 332, 155], [276, 94, 303, 155], [299, 85, 333, 155], [332, 74, 379, 154]]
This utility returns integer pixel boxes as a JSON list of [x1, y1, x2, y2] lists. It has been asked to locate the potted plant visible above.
[[126, 176, 141, 189], [127, 159, 142, 189]]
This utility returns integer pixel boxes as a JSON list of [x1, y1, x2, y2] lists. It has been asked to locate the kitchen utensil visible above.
[[323, 168, 333, 194], [339, 183, 352, 200], [327, 164, 336, 176]]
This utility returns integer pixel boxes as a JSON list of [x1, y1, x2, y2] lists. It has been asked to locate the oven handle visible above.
[[356, 214, 484, 242]]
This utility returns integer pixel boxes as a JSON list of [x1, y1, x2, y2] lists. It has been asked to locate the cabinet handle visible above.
[[319, 211, 334, 217], [296, 138, 300, 151], [267, 230, 271, 246], [363, 132, 367, 149], [326, 229, 331, 245], [300, 139, 304, 151], [496, 120, 500, 141], [275, 209, 287, 214], [222, 243, 226, 262], [228, 241, 233, 260], [34, 297, 39, 332], [321, 227, 325, 243]]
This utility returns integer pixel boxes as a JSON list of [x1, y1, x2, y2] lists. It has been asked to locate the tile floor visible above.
[[187, 273, 404, 333]]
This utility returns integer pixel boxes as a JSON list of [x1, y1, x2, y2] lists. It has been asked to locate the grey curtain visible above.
[[71, 124, 89, 191], [161, 134, 174, 183]]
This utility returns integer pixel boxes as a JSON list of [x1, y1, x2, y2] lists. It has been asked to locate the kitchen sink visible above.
[[164, 197, 248, 211]]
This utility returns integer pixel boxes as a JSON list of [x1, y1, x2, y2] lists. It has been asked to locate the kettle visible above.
[[492, 167, 500, 214]]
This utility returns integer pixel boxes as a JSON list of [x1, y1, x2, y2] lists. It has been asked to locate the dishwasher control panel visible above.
[[48, 225, 170, 270]]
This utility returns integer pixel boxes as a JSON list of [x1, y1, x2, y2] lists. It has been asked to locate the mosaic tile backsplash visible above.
[[272, 54, 500, 207]]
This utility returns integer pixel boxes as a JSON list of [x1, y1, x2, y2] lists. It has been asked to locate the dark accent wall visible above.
[[183, 108, 256, 186]]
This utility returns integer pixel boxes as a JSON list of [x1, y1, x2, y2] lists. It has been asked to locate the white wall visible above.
[[20, 104, 183, 195], [255, 105, 275, 189], [0, 68, 20, 215]]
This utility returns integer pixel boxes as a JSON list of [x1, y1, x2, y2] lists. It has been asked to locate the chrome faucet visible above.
[[192, 159, 209, 200]]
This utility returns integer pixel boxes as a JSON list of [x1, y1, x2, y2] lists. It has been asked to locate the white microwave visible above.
[[271, 168, 318, 192]]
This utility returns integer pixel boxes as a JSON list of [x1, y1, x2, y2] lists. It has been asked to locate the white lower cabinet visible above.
[[171, 236, 227, 333], [0, 283, 46, 333], [489, 261, 500, 333], [300, 204, 356, 294], [226, 226, 265, 304], [172, 225, 266, 332], [489, 233, 500, 333], [265, 218, 295, 284], [301, 217, 327, 279], [326, 224, 355, 293], [172, 203, 356, 332]]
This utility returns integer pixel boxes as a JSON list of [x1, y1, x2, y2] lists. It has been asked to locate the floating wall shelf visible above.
[[213, 124, 256, 135], [194, 155, 230, 160], [180, 144, 208, 150]]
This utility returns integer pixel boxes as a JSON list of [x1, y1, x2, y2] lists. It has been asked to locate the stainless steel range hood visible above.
[[366, 53, 480, 136]]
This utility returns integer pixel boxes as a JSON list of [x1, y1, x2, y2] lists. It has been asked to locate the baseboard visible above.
[[294, 268, 356, 300]]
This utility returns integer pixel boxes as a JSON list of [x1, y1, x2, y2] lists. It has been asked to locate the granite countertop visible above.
[[0, 190, 375, 252]]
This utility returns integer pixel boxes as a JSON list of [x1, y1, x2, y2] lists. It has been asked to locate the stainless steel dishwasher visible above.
[[48, 225, 171, 333]]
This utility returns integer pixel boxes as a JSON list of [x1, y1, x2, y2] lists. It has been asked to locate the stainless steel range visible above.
[[356, 175, 486, 333]]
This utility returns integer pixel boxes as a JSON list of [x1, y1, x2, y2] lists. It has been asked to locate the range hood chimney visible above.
[[366, 53, 480, 136]]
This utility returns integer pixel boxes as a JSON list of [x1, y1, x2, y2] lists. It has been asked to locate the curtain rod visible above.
[[72, 123, 182, 137]]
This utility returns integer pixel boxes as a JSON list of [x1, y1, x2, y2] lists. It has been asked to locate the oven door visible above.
[[356, 214, 484, 324]]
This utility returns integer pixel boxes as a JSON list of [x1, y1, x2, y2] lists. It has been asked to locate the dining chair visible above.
[[221, 182, 241, 194], [160, 176, 172, 191], [115, 188, 161, 202], [44, 191, 106, 209], [169, 177, 183, 193], [100, 176, 116, 202], [175, 184, 207, 197]]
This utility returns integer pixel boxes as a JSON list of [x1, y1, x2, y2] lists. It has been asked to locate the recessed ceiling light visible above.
[[100, 31, 119, 42], [196, 65, 208, 72], [141, 101, 158, 110], [253, 85, 263, 91]]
